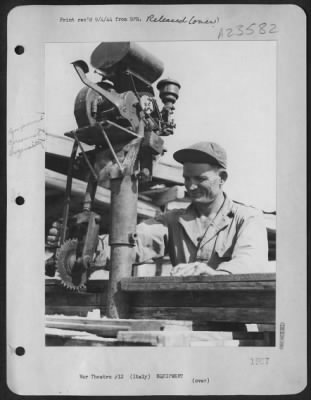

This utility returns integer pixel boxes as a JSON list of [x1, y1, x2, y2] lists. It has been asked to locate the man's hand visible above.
[[46, 220, 62, 247], [171, 262, 230, 276]]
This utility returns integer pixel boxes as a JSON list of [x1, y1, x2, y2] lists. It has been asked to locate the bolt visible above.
[[128, 232, 138, 244], [142, 168, 150, 177]]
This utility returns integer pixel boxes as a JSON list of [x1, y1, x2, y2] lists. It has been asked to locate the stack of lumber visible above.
[[46, 273, 275, 346], [45, 314, 271, 347], [45, 314, 192, 346], [46, 314, 192, 336], [117, 330, 272, 347]]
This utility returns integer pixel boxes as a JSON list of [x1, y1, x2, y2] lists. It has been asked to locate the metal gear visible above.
[[56, 239, 88, 291]]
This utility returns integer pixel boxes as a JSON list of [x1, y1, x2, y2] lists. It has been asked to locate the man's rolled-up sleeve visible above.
[[135, 215, 168, 264], [217, 211, 269, 274]]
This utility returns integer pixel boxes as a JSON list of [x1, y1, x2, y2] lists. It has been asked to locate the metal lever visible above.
[[72, 60, 122, 110]]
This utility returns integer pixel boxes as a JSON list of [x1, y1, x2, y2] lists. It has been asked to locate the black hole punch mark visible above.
[[15, 346, 25, 356], [15, 45, 24, 55], [15, 196, 25, 205]]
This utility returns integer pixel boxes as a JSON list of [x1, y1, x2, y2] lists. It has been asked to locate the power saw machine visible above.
[[48, 42, 181, 295]]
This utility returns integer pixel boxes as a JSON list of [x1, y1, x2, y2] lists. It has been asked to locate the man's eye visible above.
[[183, 176, 208, 184]]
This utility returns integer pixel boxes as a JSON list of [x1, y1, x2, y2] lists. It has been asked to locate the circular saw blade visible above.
[[56, 239, 88, 291]]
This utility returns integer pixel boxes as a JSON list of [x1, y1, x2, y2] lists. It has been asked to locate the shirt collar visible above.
[[178, 193, 235, 246]]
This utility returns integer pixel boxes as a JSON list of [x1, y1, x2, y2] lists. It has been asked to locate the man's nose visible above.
[[187, 180, 198, 190]]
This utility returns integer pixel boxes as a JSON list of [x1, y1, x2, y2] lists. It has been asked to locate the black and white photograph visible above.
[[6, 4, 307, 396], [44, 40, 277, 347]]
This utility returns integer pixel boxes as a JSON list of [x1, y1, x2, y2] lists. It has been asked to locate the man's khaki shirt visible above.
[[136, 194, 269, 274]]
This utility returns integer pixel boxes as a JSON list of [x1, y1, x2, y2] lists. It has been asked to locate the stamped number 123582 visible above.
[[218, 23, 279, 40]]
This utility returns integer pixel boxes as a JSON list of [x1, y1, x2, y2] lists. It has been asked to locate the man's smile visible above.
[[189, 190, 206, 198]]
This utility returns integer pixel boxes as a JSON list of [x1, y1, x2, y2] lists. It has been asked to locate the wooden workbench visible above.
[[46, 273, 275, 342]]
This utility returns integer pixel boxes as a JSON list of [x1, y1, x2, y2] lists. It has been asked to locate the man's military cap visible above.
[[173, 141, 227, 169]]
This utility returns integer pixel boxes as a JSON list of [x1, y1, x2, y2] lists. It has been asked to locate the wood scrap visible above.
[[45, 327, 119, 346], [45, 314, 192, 338], [117, 331, 192, 347]]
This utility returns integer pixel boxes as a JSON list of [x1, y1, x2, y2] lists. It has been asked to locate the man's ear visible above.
[[219, 169, 228, 184]]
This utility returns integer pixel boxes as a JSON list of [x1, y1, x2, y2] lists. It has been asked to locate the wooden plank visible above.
[[145, 186, 185, 206], [45, 328, 273, 347], [45, 327, 119, 346], [44, 309, 251, 332], [121, 274, 276, 292], [45, 277, 66, 287], [130, 290, 275, 308], [131, 262, 276, 277], [189, 331, 267, 341], [117, 331, 192, 346], [45, 277, 109, 294], [87, 280, 109, 292], [132, 261, 173, 277], [152, 161, 184, 185], [190, 340, 268, 347], [46, 134, 184, 185], [237, 340, 268, 347], [46, 292, 99, 306], [256, 324, 276, 332], [46, 315, 192, 329], [232, 331, 266, 340], [123, 273, 275, 283], [191, 340, 240, 347], [129, 306, 275, 324], [192, 321, 252, 331], [46, 320, 131, 337], [262, 332, 275, 346], [45, 169, 161, 218], [117, 331, 270, 347], [46, 306, 106, 317], [45, 315, 192, 337], [46, 337, 120, 346], [88, 275, 276, 293], [46, 278, 107, 296], [190, 331, 234, 341], [45, 278, 108, 296]]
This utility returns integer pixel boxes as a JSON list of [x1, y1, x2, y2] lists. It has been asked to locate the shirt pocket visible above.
[[214, 233, 234, 261]]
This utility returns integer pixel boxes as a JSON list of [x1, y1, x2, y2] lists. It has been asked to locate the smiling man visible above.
[[46, 141, 269, 276], [135, 141, 269, 276]]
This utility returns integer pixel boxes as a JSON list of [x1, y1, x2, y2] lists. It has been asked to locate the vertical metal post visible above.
[[59, 140, 79, 245], [106, 174, 138, 318]]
